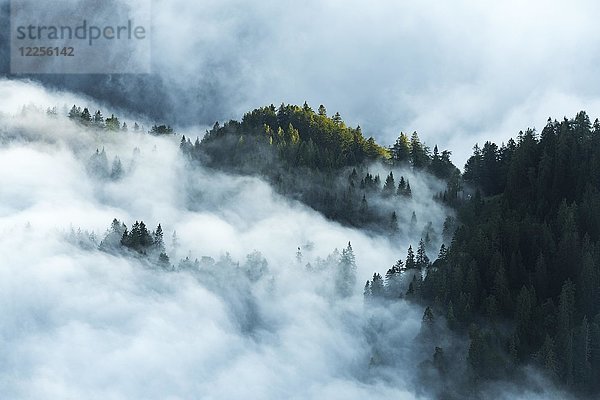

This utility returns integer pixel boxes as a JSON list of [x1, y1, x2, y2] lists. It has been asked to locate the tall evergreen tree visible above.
[[93, 110, 104, 128], [383, 172, 396, 197], [391, 133, 411, 164], [335, 242, 357, 298], [80, 108, 92, 125], [406, 245, 416, 270], [416, 239, 430, 269]]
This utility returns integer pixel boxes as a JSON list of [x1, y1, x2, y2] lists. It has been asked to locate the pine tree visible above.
[[120, 227, 130, 248], [302, 101, 312, 113], [80, 108, 92, 125], [122, 220, 153, 254], [318, 105, 327, 116], [397, 176, 406, 195], [438, 244, 448, 260], [153, 224, 165, 254], [374, 174, 381, 188], [138, 221, 153, 250], [385, 261, 403, 299], [68, 105, 81, 119], [99, 218, 126, 252], [335, 242, 357, 298], [391, 133, 411, 164], [423, 306, 434, 326], [93, 110, 104, 128], [158, 252, 170, 269], [370, 273, 384, 297], [416, 239, 430, 269], [406, 245, 416, 269], [87, 148, 110, 179], [110, 157, 123, 180], [332, 112, 342, 126], [363, 281, 371, 299], [383, 172, 395, 197], [106, 114, 121, 131], [410, 131, 429, 169]]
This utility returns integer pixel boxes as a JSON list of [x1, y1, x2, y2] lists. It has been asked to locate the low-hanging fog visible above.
[[0, 80, 572, 399]]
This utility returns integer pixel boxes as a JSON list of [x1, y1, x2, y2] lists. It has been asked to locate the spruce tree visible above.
[[383, 172, 395, 197], [68, 105, 81, 119], [370, 273, 384, 298], [416, 239, 430, 269], [80, 108, 92, 125], [93, 110, 104, 128], [335, 242, 357, 298], [406, 245, 416, 269]]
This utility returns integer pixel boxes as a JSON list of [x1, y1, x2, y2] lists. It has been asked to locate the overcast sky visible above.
[[143, 0, 600, 165], [5, 0, 600, 166]]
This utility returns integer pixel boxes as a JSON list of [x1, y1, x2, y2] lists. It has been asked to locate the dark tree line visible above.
[[82, 219, 362, 307], [390, 132, 457, 180], [67, 105, 173, 136], [364, 239, 432, 301], [99, 218, 170, 267], [365, 111, 600, 396]]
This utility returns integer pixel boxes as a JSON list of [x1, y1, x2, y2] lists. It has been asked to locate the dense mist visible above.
[[0, 80, 577, 399], [0, 80, 437, 399]]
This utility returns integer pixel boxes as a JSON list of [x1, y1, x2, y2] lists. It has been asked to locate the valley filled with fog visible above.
[[2, 0, 600, 397], [0, 80, 575, 399], [0, 80, 435, 399]]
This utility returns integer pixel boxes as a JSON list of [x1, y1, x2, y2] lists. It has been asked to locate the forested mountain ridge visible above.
[[180, 102, 460, 231], [190, 102, 457, 177], [62, 102, 600, 397], [363, 111, 600, 397], [66, 101, 459, 233], [197, 103, 389, 169]]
